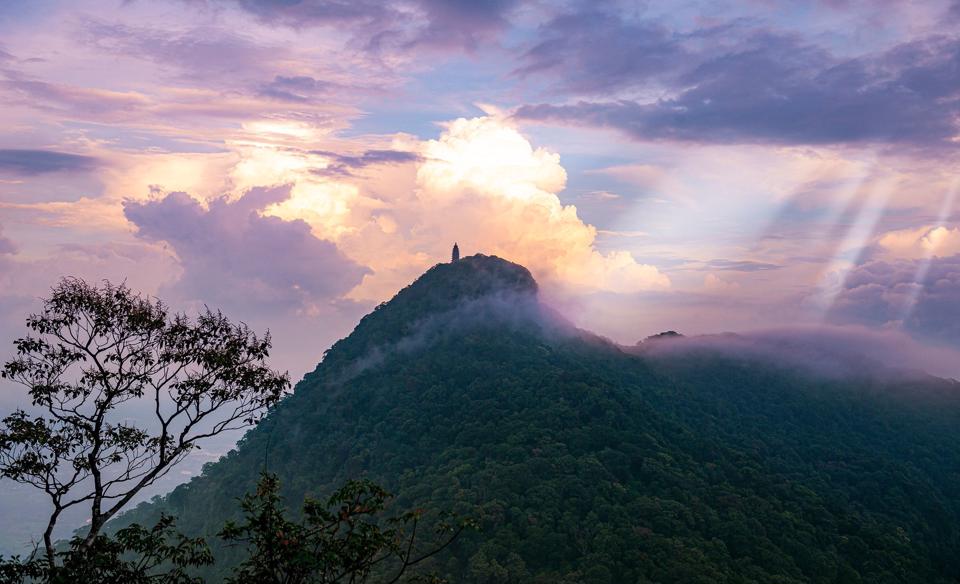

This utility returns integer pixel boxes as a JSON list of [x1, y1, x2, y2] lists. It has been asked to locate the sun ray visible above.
[[896, 179, 960, 325], [809, 163, 894, 320]]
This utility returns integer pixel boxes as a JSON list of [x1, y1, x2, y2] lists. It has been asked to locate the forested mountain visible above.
[[119, 254, 960, 583]]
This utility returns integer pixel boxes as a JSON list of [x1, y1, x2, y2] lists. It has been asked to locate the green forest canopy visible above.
[[117, 255, 960, 583]]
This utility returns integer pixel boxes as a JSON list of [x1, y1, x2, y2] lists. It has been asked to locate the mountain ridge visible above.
[[117, 255, 960, 583]]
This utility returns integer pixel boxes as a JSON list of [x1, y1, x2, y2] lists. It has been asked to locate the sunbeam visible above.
[[810, 164, 894, 320], [897, 180, 960, 325]]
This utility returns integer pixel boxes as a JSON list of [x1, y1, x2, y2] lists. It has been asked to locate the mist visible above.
[[632, 324, 960, 382], [315, 289, 578, 384]]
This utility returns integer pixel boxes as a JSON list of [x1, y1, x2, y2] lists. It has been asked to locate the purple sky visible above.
[[2, 0, 960, 382]]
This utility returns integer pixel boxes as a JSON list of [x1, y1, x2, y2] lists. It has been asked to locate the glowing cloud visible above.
[[418, 116, 567, 203], [878, 226, 960, 260], [254, 115, 670, 301], [412, 115, 669, 295]]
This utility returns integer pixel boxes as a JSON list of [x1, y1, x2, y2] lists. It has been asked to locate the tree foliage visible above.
[[220, 473, 470, 584], [0, 515, 211, 584], [0, 278, 289, 562]]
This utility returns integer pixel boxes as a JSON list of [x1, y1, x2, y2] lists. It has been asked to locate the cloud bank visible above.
[[516, 10, 960, 147], [0, 149, 98, 175], [637, 324, 960, 381], [124, 186, 369, 314], [827, 254, 960, 345], [217, 0, 519, 51]]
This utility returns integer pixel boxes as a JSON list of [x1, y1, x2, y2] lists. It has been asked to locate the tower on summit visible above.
[[452, 243, 460, 263]]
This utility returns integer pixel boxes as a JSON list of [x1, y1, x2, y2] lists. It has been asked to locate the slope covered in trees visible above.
[[119, 254, 960, 583]]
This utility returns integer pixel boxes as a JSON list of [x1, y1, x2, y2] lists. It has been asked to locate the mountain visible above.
[[120, 254, 960, 583]]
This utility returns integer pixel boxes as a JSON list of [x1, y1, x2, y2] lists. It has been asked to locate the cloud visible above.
[[515, 9, 689, 94], [0, 20, 367, 142], [876, 225, 960, 259], [226, 0, 393, 27], [826, 254, 960, 345], [411, 0, 520, 50], [259, 115, 670, 300], [0, 149, 98, 175], [581, 190, 622, 202], [123, 185, 369, 313], [516, 14, 960, 147], [218, 0, 518, 51], [636, 324, 960, 381], [78, 19, 284, 82], [411, 115, 670, 294], [0, 71, 150, 120], [309, 148, 422, 177], [706, 259, 782, 272], [259, 75, 333, 102]]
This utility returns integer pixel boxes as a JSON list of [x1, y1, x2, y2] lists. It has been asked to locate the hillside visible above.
[[119, 254, 960, 583]]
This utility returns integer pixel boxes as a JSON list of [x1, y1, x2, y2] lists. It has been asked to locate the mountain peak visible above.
[[431, 253, 538, 297], [316, 254, 539, 375], [383, 253, 538, 317]]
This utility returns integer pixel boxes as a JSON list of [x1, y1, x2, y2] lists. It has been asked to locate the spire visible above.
[[452, 242, 460, 263]]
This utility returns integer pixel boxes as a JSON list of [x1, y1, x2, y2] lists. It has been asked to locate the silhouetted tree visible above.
[[0, 514, 212, 584], [220, 473, 472, 584], [0, 278, 289, 564]]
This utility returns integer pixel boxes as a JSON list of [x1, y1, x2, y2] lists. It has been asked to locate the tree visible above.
[[0, 278, 289, 564], [0, 514, 213, 584], [220, 474, 472, 584]]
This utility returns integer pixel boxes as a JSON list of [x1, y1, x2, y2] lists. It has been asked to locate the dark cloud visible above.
[[123, 186, 369, 312], [515, 9, 690, 93], [229, 0, 389, 26], [259, 75, 333, 102], [221, 0, 519, 51], [412, 0, 520, 50], [309, 148, 421, 176], [827, 255, 960, 346], [516, 11, 960, 147], [0, 149, 98, 175], [706, 259, 781, 272]]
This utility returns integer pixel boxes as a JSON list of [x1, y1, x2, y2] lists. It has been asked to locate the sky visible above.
[[2, 0, 960, 383], [3, 0, 960, 553]]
